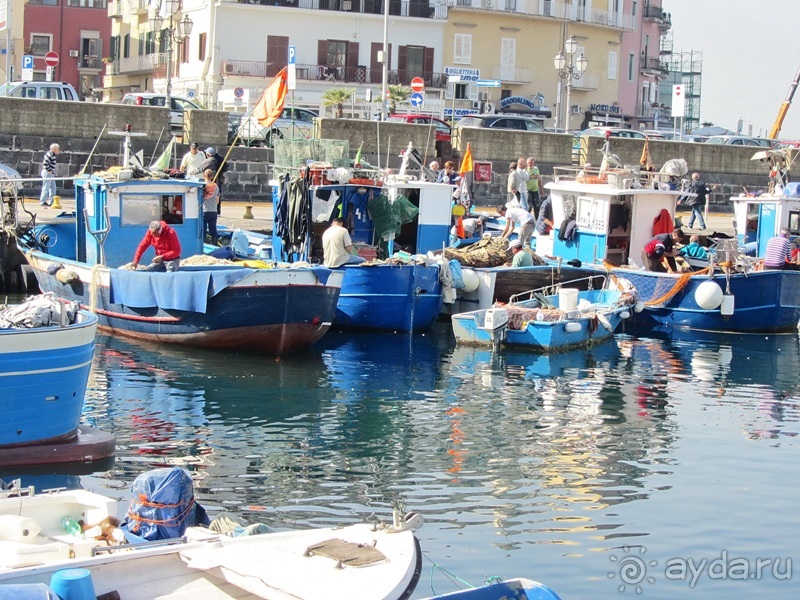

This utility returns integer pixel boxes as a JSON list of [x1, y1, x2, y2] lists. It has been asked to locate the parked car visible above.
[[236, 106, 318, 148], [454, 114, 545, 132], [641, 129, 668, 139], [120, 93, 201, 129], [704, 135, 772, 147], [775, 140, 800, 150], [579, 126, 648, 139], [0, 81, 79, 101], [386, 114, 451, 142]]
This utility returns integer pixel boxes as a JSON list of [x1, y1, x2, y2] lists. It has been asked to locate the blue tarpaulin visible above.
[[120, 467, 210, 543], [108, 266, 256, 313]]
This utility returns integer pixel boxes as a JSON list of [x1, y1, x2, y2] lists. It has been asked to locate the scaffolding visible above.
[[658, 33, 703, 133]]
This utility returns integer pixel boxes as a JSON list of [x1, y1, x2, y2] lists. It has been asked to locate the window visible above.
[[454, 33, 471, 65], [30, 35, 51, 56], [121, 195, 163, 227], [628, 52, 635, 81], [27, 0, 58, 5], [327, 40, 347, 67], [632, 1, 637, 17], [123, 34, 130, 59], [67, 0, 108, 7], [455, 82, 468, 100], [608, 51, 617, 80], [198, 32, 206, 62], [406, 46, 424, 76], [500, 38, 515, 81]]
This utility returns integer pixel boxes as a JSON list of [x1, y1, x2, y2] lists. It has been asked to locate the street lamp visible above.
[[150, 0, 193, 110], [554, 36, 587, 131]]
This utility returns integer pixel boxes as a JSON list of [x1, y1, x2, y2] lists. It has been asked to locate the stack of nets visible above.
[[444, 237, 548, 268]]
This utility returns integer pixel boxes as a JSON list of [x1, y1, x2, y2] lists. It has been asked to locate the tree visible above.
[[321, 87, 356, 118], [387, 85, 411, 114]]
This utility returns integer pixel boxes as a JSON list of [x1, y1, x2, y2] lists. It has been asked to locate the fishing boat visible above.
[[0, 294, 114, 468], [451, 277, 634, 352], [0, 468, 423, 600], [268, 150, 453, 332], [422, 578, 561, 600], [538, 160, 800, 334], [13, 132, 343, 354]]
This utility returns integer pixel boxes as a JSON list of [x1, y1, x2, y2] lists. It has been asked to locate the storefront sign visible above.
[[444, 67, 480, 82], [589, 103, 621, 114]]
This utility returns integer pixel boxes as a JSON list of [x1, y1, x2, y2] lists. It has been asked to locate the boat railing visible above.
[[552, 165, 664, 190], [508, 274, 608, 305]]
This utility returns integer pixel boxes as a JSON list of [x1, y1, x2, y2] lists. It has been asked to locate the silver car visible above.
[[237, 107, 318, 148]]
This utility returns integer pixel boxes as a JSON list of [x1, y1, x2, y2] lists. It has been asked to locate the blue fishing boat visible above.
[[16, 133, 343, 354], [452, 278, 634, 352], [271, 171, 453, 332], [0, 294, 114, 467], [539, 162, 800, 333], [423, 578, 561, 600]]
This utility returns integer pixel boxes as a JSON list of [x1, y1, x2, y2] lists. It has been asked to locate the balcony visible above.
[[490, 65, 531, 84], [637, 103, 671, 121], [221, 59, 447, 87], [643, 3, 671, 28], [79, 55, 101, 70], [221, 0, 446, 19], [108, 1, 122, 18], [570, 74, 599, 91], [445, 0, 633, 30], [640, 55, 668, 77], [106, 52, 167, 76], [124, 0, 149, 15]]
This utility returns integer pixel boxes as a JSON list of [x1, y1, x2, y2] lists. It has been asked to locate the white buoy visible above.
[[635, 301, 645, 313], [0, 515, 41, 542], [564, 321, 582, 333], [695, 280, 723, 310], [461, 268, 480, 293], [721, 294, 735, 315], [620, 310, 631, 319]]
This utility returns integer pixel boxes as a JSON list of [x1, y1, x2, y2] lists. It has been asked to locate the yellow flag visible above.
[[459, 143, 473, 177]]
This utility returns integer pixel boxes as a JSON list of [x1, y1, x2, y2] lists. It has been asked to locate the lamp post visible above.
[[150, 0, 193, 110], [554, 36, 587, 131]]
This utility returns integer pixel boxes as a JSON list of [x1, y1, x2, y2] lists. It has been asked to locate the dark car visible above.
[[454, 114, 546, 132], [387, 114, 452, 142]]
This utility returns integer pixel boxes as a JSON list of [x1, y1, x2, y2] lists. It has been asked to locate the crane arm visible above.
[[769, 65, 800, 140]]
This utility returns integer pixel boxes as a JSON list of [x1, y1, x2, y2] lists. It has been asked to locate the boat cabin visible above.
[[271, 177, 453, 263], [733, 182, 800, 256], [49, 175, 205, 268], [542, 167, 683, 267]]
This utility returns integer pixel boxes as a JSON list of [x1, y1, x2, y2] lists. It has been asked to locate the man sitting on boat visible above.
[[642, 228, 682, 272], [763, 228, 800, 270], [498, 204, 535, 248], [322, 217, 366, 268], [507, 238, 533, 267], [132, 221, 182, 272], [677, 234, 709, 271]]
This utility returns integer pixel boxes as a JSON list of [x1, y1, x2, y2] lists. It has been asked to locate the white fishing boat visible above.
[[0, 468, 423, 600]]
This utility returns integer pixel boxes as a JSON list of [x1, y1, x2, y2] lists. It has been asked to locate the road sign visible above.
[[44, 51, 59, 67], [671, 84, 685, 118], [410, 77, 424, 93], [476, 79, 501, 88], [410, 92, 424, 107], [447, 75, 461, 84], [22, 55, 33, 70], [288, 46, 296, 65], [234, 87, 245, 99]]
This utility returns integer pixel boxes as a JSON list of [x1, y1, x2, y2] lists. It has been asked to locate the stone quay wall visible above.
[[0, 99, 776, 207]]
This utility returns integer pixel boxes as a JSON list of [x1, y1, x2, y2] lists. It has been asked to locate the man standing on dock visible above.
[[684, 172, 709, 230], [39, 143, 60, 207]]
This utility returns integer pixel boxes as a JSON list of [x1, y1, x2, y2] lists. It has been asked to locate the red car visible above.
[[387, 114, 452, 143]]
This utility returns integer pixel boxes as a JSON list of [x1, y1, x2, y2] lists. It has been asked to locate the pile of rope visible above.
[[444, 237, 547, 268], [504, 306, 562, 329]]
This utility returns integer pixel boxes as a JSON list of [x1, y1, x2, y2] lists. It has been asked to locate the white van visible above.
[[0, 81, 79, 101]]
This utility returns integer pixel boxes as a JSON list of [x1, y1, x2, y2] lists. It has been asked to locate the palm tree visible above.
[[387, 85, 411, 114], [322, 87, 356, 118]]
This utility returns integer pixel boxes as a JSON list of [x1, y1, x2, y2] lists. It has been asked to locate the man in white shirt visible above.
[[180, 142, 205, 178], [322, 218, 366, 268], [498, 204, 535, 248]]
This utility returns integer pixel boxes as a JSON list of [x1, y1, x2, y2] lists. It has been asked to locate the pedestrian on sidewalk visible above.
[[525, 157, 542, 219], [684, 172, 709, 230], [39, 143, 60, 207]]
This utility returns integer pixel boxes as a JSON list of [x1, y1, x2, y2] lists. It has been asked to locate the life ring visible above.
[[597, 312, 614, 332]]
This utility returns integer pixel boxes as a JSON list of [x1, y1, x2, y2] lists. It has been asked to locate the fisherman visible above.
[[498, 204, 535, 248], [201, 147, 229, 214], [642, 228, 682, 272], [763, 228, 798, 270], [450, 214, 487, 239], [179, 142, 205, 179], [132, 221, 182, 272], [507, 238, 533, 267], [202, 168, 220, 246], [322, 217, 366, 268], [677, 234, 708, 271]]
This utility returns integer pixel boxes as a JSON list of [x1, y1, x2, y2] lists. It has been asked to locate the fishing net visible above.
[[273, 139, 350, 169], [443, 237, 548, 268], [368, 193, 419, 241]]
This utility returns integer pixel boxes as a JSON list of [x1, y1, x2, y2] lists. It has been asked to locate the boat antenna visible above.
[[78, 123, 108, 176], [108, 124, 147, 168]]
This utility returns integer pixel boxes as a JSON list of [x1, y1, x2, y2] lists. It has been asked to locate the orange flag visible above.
[[459, 143, 473, 177], [253, 67, 289, 128], [457, 216, 465, 238]]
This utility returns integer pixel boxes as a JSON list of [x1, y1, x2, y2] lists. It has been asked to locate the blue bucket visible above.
[[49, 568, 96, 600]]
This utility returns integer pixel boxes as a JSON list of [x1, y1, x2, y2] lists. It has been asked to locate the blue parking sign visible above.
[[288, 46, 296, 65], [22, 55, 33, 70]]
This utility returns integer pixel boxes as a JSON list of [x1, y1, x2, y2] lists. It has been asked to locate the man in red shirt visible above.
[[132, 221, 182, 272], [642, 228, 682, 272]]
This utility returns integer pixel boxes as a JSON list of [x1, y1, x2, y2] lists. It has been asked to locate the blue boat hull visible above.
[[24, 252, 343, 354], [335, 263, 443, 332], [613, 268, 800, 333], [424, 578, 561, 600], [0, 311, 97, 447]]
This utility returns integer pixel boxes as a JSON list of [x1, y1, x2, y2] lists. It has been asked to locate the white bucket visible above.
[[558, 288, 579, 311]]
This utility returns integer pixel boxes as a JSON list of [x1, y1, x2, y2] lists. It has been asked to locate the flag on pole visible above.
[[253, 67, 289, 128], [354, 142, 364, 166], [150, 136, 176, 171], [459, 143, 473, 176], [640, 139, 653, 171]]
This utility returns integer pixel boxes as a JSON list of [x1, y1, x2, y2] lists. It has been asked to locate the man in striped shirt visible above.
[[39, 143, 60, 207], [763, 228, 795, 270]]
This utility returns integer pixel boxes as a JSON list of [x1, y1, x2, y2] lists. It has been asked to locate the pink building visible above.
[[617, 0, 671, 130], [22, 0, 111, 100]]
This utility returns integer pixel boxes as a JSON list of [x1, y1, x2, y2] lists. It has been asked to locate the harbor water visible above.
[[6, 322, 800, 598]]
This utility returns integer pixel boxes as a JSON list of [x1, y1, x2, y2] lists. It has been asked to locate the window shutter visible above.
[[317, 40, 328, 66], [268, 36, 289, 64], [424, 46, 434, 81], [468, 82, 478, 101], [398, 45, 407, 74], [444, 81, 454, 100], [608, 50, 617, 80], [347, 41, 359, 67]]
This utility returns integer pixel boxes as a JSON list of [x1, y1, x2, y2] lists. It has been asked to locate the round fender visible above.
[[695, 280, 723, 310], [461, 268, 480, 293]]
